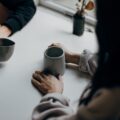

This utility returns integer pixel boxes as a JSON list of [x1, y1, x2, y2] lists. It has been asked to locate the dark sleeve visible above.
[[3, 0, 36, 34]]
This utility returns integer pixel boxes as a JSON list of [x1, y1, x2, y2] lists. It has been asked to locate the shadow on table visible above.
[[0, 63, 5, 69], [58, 29, 73, 36], [66, 65, 92, 80], [58, 29, 84, 37]]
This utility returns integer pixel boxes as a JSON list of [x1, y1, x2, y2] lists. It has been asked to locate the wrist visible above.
[[48, 87, 63, 94]]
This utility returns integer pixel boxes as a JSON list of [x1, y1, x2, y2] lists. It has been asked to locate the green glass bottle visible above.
[[73, 11, 85, 36]]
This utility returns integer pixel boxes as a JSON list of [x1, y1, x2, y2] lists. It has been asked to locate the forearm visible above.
[[68, 50, 98, 76], [67, 53, 80, 64]]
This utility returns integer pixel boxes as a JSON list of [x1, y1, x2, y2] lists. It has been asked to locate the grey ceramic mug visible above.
[[0, 38, 15, 62], [43, 47, 65, 76]]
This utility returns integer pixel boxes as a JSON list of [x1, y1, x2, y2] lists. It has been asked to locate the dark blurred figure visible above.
[[0, 0, 36, 37]]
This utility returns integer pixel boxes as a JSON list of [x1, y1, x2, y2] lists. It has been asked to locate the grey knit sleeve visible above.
[[79, 49, 98, 76], [32, 93, 74, 120]]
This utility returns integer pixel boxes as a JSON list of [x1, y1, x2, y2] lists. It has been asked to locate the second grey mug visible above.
[[43, 47, 65, 76], [0, 38, 15, 62]]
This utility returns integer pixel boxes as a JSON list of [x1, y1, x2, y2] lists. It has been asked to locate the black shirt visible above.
[[0, 0, 36, 34]]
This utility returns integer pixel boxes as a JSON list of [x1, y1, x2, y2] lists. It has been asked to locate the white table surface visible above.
[[0, 7, 98, 120]]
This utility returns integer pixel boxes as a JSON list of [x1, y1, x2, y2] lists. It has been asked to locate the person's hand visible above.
[[49, 43, 73, 63], [0, 25, 12, 38], [32, 71, 64, 94], [49, 43, 80, 65]]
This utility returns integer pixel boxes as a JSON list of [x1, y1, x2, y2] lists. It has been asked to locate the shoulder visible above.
[[89, 87, 120, 112], [77, 88, 120, 120], [94, 87, 120, 100]]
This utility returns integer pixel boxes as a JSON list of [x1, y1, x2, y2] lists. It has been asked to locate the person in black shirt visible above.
[[0, 0, 36, 37]]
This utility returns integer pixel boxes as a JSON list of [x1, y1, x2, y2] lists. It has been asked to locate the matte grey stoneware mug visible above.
[[0, 38, 15, 62], [43, 46, 65, 76]]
